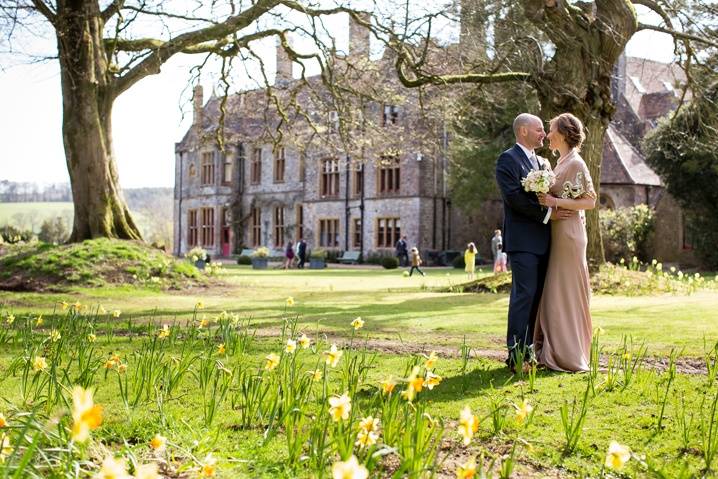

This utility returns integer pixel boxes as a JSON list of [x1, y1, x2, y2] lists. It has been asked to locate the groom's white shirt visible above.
[[516, 143, 552, 224]]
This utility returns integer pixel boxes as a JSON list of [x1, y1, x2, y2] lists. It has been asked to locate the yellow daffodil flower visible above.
[[32, 356, 48, 372], [135, 463, 160, 479], [60, 301, 69, 311], [358, 416, 380, 433], [298, 334, 311, 349], [381, 378, 396, 395], [111, 310, 121, 318], [424, 371, 442, 390], [70, 386, 103, 442], [456, 457, 477, 479], [331, 455, 368, 479], [0, 413, 7, 428], [0, 436, 11, 464], [605, 441, 631, 470], [328, 392, 352, 422], [117, 363, 128, 374], [424, 351, 438, 370], [324, 344, 343, 367], [195, 301, 204, 310], [355, 429, 379, 449], [265, 353, 280, 371], [309, 369, 323, 382], [200, 454, 216, 477], [351, 317, 364, 330], [49, 329, 61, 342], [515, 399, 533, 424], [458, 406, 479, 446], [217, 343, 226, 355], [401, 366, 424, 402], [158, 324, 170, 339], [149, 433, 167, 451], [35, 315, 43, 327], [6, 314, 15, 325], [87, 333, 96, 343], [285, 339, 297, 354], [98, 305, 107, 315], [96, 455, 130, 479], [286, 297, 295, 306]]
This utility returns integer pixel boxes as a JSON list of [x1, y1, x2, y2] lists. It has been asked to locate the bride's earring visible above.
[[552, 148, 559, 157]]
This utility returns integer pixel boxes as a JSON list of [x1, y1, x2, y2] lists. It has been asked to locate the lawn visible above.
[[1, 266, 718, 478]]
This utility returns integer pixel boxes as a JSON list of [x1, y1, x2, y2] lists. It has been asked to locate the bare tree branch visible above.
[[30, 0, 54, 24], [638, 22, 718, 48], [101, 0, 125, 23]]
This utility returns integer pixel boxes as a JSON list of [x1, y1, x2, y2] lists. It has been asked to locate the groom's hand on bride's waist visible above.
[[551, 207, 577, 221]]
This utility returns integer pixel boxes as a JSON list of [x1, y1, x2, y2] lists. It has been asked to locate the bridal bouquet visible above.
[[521, 169, 556, 194]]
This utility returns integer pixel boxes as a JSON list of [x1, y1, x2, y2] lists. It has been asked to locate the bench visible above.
[[338, 250, 361, 264]]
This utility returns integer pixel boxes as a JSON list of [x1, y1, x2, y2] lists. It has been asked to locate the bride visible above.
[[534, 113, 597, 372]]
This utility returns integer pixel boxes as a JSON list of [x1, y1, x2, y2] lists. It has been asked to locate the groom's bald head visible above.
[[513, 113, 545, 149]]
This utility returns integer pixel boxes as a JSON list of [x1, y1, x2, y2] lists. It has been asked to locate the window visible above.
[[237, 143, 246, 187], [251, 207, 261, 247], [200, 207, 215, 247], [189, 163, 196, 178], [201, 152, 215, 185], [329, 110, 339, 133], [295, 204, 304, 240], [382, 104, 399, 126], [274, 147, 285, 183], [320, 158, 340, 198], [273, 207, 285, 247], [319, 218, 340, 248], [353, 218, 362, 249], [251, 147, 262, 184], [378, 155, 400, 195], [353, 162, 363, 196], [299, 152, 306, 183], [376, 217, 400, 248], [222, 152, 233, 185], [188, 209, 198, 247]]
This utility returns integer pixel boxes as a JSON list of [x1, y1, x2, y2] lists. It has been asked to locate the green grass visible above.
[[2, 266, 718, 477], [0, 202, 74, 227]]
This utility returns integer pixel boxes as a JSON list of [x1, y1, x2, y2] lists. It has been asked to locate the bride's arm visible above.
[[538, 193, 595, 211]]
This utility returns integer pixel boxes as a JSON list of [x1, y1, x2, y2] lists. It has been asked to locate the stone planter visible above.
[[194, 260, 206, 270], [309, 258, 326, 269], [252, 258, 268, 269]]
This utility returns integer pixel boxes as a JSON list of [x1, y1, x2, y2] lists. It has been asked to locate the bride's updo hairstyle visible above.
[[551, 113, 586, 150]]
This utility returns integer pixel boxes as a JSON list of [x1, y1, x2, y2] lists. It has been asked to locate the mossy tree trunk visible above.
[[56, 1, 141, 241]]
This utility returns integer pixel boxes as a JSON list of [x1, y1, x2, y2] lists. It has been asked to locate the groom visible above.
[[495, 113, 573, 372]]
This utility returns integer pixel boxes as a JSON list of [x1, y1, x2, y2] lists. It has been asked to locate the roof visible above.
[[601, 124, 662, 186], [621, 57, 687, 119]]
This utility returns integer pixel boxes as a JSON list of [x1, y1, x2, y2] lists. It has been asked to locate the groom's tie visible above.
[[529, 152, 539, 170]]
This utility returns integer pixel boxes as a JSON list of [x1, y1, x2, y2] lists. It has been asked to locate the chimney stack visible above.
[[276, 36, 293, 85], [349, 12, 371, 59], [193, 84, 204, 128]]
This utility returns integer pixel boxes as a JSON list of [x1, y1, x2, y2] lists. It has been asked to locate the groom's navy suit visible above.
[[495, 144, 551, 365]]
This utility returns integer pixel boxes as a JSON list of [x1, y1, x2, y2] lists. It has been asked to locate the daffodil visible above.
[[286, 297, 295, 306], [49, 329, 61, 342], [95, 455, 130, 479], [111, 310, 121, 318], [195, 301, 204, 310], [158, 324, 170, 339], [424, 351, 438, 370], [332, 455, 368, 479], [329, 392, 352, 422], [298, 334, 311, 349], [355, 429, 379, 448], [605, 441, 631, 470], [351, 317, 364, 330], [117, 363, 128, 374], [60, 301, 69, 311], [324, 344, 343, 367], [309, 369, 323, 382], [197, 317, 209, 329], [5, 314, 14, 325], [515, 399, 533, 424], [104, 359, 116, 370], [265, 353, 280, 371], [458, 406, 479, 446], [285, 339, 297, 354], [70, 386, 103, 442], [98, 305, 107, 315], [32, 356, 48, 372], [217, 343, 226, 355], [35, 315, 43, 327], [199, 454, 216, 477], [149, 433, 167, 451], [358, 416, 380, 433], [87, 333, 97, 343], [0, 436, 11, 464], [381, 378, 396, 395], [0, 413, 6, 428], [424, 371, 442, 390], [456, 457, 477, 479], [401, 366, 424, 402]]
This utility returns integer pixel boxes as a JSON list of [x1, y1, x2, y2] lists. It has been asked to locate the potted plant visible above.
[[309, 248, 327, 269], [187, 246, 208, 270], [251, 246, 270, 269]]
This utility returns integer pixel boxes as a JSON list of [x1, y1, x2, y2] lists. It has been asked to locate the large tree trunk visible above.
[[529, 0, 637, 269], [56, 1, 142, 242]]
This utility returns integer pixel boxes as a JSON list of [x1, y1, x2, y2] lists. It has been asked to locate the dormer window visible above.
[[382, 104, 399, 126]]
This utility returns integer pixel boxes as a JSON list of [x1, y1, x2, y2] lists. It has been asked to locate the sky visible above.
[[0, 6, 676, 188]]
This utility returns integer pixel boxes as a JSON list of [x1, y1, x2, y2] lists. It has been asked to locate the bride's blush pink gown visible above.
[[534, 149, 595, 372]]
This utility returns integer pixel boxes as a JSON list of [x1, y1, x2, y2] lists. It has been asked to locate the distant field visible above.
[[0, 202, 74, 230]]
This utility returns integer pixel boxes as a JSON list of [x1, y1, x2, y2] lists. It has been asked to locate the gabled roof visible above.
[[601, 124, 662, 186], [622, 57, 686, 119]]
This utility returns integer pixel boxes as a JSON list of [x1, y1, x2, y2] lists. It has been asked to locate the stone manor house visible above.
[[173, 17, 692, 264]]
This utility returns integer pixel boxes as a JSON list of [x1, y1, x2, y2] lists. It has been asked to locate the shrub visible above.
[[252, 246, 270, 258], [599, 205, 654, 263], [381, 256, 399, 269], [186, 246, 208, 262], [452, 254, 465, 269], [0, 225, 34, 244], [310, 248, 327, 259], [237, 255, 252, 265], [38, 217, 69, 244]]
